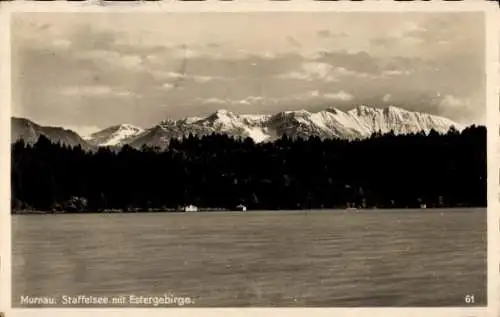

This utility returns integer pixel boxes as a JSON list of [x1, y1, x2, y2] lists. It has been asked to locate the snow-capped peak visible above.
[[324, 107, 342, 115], [87, 124, 144, 147], [214, 109, 232, 116], [94, 105, 464, 149], [207, 109, 237, 121], [119, 124, 142, 131], [345, 105, 463, 136], [348, 104, 379, 116]]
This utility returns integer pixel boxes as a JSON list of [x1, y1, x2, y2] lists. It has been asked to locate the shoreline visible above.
[[11, 206, 486, 215]]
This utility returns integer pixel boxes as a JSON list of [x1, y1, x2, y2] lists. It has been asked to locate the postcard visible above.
[[0, 1, 498, 317]]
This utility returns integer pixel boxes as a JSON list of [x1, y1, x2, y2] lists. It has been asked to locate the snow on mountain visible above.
[[345, 105, 461, 137], [126, 110, 272, 150], [12, 106, 464, 151], [86, 124, 144, 147], [121, 105, 463, 150]]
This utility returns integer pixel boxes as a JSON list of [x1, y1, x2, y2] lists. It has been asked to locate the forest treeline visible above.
[[11, 125, 486, 212]]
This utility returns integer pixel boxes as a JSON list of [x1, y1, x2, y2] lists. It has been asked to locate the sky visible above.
[[11, 12, 486, 136]]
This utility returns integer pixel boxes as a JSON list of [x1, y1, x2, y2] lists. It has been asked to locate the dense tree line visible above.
[[11, 125, 486, 212]]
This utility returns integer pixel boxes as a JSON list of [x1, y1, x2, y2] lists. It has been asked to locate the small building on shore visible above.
[[235, 204, 247, 212]]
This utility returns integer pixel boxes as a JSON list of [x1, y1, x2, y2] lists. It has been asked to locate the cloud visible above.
[[52, 39, 72, 49], [317, 30, 332, 38], [161, 83, 174, 90], [439, 95, 465, 108], [313, 51, 383, 75], [277, 61, 378, 83], [369, 22, 430, 53], [370, 35, 423, 49], [284, 90, 321, 101], [394, 22, 427, 38], [195, 76, 213, 83], [60, 85, 137, 98], [78, 50, 145, 71], [237, 96, 265, 105], [200, 97, 228, 105], [167, 45, 279, 61], [121, 55, 143, 70], [400, 37, 425, 46], [198, 96, 267, 106], [174, 47, 205, 59], [381, 70, 412, 77], [323, 91, 354, 101], [382, 94, 391, 102], [194, 90, 353, 110], [317, 30, 348, 39], [286, 36, 302, 48], [335, 67, 375, 79], [277, 62, 338, 82], [371, 22, 427, 46], [151, 71, 217, 83], [437, 94, 483, 125], [301, 63, 336, 80]]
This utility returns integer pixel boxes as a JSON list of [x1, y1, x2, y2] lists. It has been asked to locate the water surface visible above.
[[12, 208, 487, 307]]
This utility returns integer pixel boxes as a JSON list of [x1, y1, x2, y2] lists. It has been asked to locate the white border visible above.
[[0, 2, 498, 317]]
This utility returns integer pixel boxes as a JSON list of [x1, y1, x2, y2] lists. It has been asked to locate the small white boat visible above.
[[182, 205, 198, 212]]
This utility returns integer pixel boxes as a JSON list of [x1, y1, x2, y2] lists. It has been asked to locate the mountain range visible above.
[[11, 105, 464, 151]]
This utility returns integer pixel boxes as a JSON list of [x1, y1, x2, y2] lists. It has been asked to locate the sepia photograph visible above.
[[5, 5, 495, 310]]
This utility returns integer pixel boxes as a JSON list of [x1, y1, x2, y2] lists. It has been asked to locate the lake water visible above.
[[12, 208, 487, 307]]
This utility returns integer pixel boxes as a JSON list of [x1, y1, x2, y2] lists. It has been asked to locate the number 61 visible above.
[[464, 294, 475, 304]]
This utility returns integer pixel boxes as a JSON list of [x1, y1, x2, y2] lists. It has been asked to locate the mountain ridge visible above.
[[11, 117, 95, 151], [12, 105, 465, 150], [120, 105, 464, 150]]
